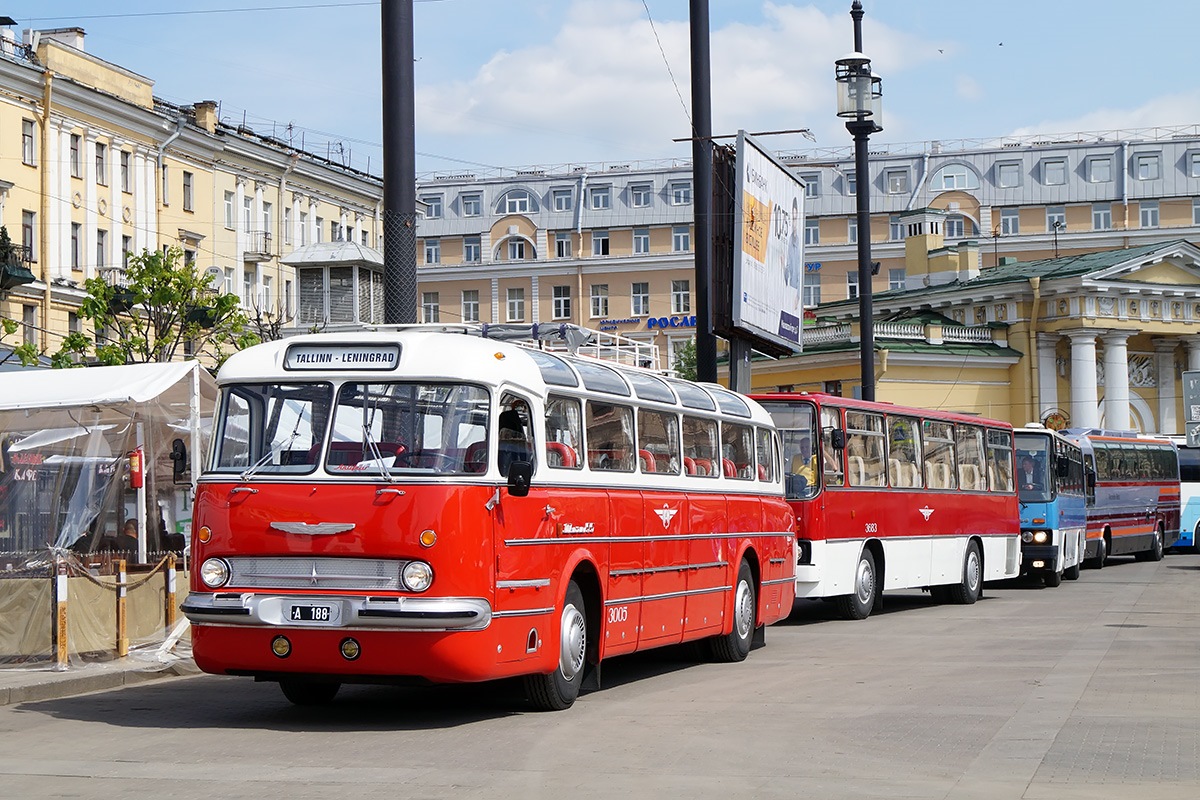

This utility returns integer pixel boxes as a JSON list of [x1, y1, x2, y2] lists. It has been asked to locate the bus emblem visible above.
[[655, 505, 678, 529], [918, 506, 934, 521]]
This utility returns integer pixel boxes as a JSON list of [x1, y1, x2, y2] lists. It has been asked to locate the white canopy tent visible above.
[[0, 362, 218, 560]]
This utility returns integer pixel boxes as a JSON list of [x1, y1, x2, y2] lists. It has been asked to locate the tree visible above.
[[673, 337, 697, 381], [65, 245, 258, 365], [0, 225, 40, 367]]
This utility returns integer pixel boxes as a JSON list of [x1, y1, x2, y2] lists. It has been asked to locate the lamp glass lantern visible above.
[[835, 53, 883, 124]]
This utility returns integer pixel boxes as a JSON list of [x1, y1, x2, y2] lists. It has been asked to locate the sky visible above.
[[8, 1, 1200, 178]]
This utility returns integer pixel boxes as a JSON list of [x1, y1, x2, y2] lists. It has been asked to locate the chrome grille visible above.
[[227, 556, 403, 591]]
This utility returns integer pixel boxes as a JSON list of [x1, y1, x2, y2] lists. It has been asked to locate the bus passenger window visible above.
[[755, 427, 777, 483], [955, 425, 986, 491], [544, 395, 583, 470], [638, 408, 680, 474], [586, 401, 635, 472], [886, 416, 922, 488], [987, 429, 1014, 492], [922, 420, 955, 490], [497, 394, 535, 476], [845, 411, 885, 487], [681, 415, 718, 478], [821, 407, 844, 487], [722, 422, 755, 480]]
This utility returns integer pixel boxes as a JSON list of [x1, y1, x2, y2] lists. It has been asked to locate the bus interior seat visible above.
[[463, 441, 487, 473], [848, 455, 866, 486], [757, 464, 768, 480], [958, 463, 982, 490], [692, 458, 712, 476], [546, 442, 578, 468], [638, 449, 657, 473], [683, 456, 697, 475], [925, 461, 949, 489], [722, 458, 737, 477]]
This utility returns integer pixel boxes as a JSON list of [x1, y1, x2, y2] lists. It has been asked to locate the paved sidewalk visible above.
[[0, 654, 199, 706]]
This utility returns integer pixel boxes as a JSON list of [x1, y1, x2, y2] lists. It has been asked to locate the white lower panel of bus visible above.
[[795, 535, 1020, 599]]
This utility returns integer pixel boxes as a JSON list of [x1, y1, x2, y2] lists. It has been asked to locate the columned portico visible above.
[[1037, 334, 1059, 419], [1154, 338, 1179, 435], [1185, 335, 1200, 372], [1100, 331, 1132, 431], [1067, 330, 1100, 429]]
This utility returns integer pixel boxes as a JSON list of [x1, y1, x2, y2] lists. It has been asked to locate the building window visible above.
[[1191, 153, 1200, 178], [244, 197, 255, 233], [997, 162, 1021, 188], [1092, 203, 1112, 230], [1046, 206, 1066, 231], [885, 169, 909, 194], [331, 221, 342, 242], [1043, 160, 1067, 185], [1135, 153, 1161, 181], [554, 232, 572, 259], [119, 151, 132, 193], [461, 290, 480, 322], [631, 184, 652, 208], [590, 284, 609, 318], [1088, 157, 1112, 183], [552, 285, 571, 320], [21, 119, 35, 165], [590, 186, 611, 210], [631, 282, 650, 316], [464, 235, 481, 263], [504, 190, 531, 214], [633, 228, 650, 254], [260, 274, 273, 311], [889, 215, 902, 240], [22, 210, 35, 261], [846, 271, 859, 300], [362, 230, 369, 246], [506, 287, 525, 322], [300, 211, 308, 245], [801, 174, 819, 198], [424, 238, 441, 264], [592, 230, 609, 256], [95, 142, 108, 184], [847, 217, 857, 244], [70, 134, 82, 178], [314, 216, 323, 242], [283, 207, 292, 244], [672, 225, 690, 252], [1194, 199, 1200, 226], [1000, 208, 1020, 235], [1140, 200, 1160, 228], [421, 195, 443, 219], [804, 218, 820, 245], [507, 239, 526, 260], [70, 223, 81, 270], [121, 235, 132, 268], [462, 194, 481, 217], [552, 189, 573, 212], [945, 215, 964, 238], [845, 170, 856, 195], [422, 292, 440, 323], [936, 164, 973, 190], [96, 229, 108, 269], [22, 305, 35, 346], [161, 164, 168, 204], [671, 280, 691, 314], [263, 204, 274, 239], [888, 268, 905, 291], [182, 171, 194, 212], [669, 181, 692, 205], [802, 282, 821, 307]]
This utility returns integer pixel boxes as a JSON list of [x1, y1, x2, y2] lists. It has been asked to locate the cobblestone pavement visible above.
[[0, 552, 1197, 799]]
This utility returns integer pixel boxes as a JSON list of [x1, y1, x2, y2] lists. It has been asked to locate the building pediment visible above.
[[1087, 241, 1200, 286]]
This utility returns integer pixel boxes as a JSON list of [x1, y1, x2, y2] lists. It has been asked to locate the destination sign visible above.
[[284, 343, 401, 371]]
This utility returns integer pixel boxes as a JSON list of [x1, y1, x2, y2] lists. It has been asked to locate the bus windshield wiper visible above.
[[361, 388, 395, 483], [240, 429, 300, 482]]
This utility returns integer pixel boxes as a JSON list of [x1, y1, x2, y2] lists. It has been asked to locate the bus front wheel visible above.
[[1044, 568, 1063, 588], [279, 679, 340, 706], [835, 549, 877, 620], [524, 580, 587, 711], [1087, 536, 1107, 570]]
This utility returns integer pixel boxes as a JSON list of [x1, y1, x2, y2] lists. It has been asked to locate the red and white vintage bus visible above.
[[183, 326, 796, 710], [751, 393, 1021, 620]]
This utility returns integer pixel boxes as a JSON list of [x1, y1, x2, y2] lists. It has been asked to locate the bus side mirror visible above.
[[506, 461, 532, 497], [170, 438, 188, 480], [830, 430, 846, 450], [1086, 472, 1096, 489]]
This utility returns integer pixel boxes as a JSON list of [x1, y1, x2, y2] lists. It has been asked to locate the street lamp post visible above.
[[1052, 219, 1063, 258], [835, 1, 883, 402]]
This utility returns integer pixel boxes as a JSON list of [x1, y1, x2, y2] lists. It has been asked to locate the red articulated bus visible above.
[[184, 325, 795, 710], [751, 392, 1021, 620]]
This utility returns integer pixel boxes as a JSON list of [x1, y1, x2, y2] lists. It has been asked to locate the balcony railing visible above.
[[245, 231, 273, 260]]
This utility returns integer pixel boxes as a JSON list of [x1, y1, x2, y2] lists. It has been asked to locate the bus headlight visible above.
[[1033, 531, 1049, 544], [1021, 531, 1033, 543], [200, 558, 230, 588], [401, 561, 433, 592]]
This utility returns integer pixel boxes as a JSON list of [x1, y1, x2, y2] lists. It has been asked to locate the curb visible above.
[[0, 662, 199, 707]]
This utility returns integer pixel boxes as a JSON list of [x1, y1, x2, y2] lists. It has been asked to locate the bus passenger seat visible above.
[[638, 449, 657, 473], [463, 441, 487, 473], [722, 458, 737, 477], [848, 455, 866, 485], [693, 458, 712, 476], [683, 457, 697, 475], [959, 464, 981, 490], [546, 442, 578, 468]]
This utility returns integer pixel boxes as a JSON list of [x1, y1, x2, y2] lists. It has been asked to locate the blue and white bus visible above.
[[1169, 437, 1199, 551], [1015, 425, 1087, 586]]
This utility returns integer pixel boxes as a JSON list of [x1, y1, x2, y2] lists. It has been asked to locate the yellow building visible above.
[[751, 209, 1200, 434], [0, 26, 383, 361]]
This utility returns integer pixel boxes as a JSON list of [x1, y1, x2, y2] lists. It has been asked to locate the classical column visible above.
[[1037, 334, 1059, 420], [1185, 334, 1200, 372], [1068, 330, 1100, 429], [1100, 331, 1132, 431], [1154, 338, 1179, 435]]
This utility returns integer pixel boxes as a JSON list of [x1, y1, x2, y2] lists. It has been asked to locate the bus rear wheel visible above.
[[709, 559, 756, 662], [1138, 526, 1165, 562], [947, 541, 982, 604], [279, 679, 340, 706], [1087, 536, 1107, 570], [524, 580, 587, 711], [835, 549, 877, 620], [1044, 568, 1063, 588]]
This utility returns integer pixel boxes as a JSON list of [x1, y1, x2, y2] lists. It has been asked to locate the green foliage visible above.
[[63, 245, 258, 366], [673, 337, 698, 381]]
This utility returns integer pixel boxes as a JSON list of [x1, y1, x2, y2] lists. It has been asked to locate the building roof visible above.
[[280, 240, 384, 268]]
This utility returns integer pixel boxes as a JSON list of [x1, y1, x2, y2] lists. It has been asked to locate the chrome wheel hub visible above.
[[733, 578, 754, 640], [558, 603, 586, 681]]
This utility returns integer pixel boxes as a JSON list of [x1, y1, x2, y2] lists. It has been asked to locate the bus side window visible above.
[[497, 393, 535, 476], [821, 407, 844, 487], [587, 401, 635, 472], [682, 415, 718, 478], [544, 395, 583, 470], [845, 411, 885, 487], [638, 407, 681, 474]]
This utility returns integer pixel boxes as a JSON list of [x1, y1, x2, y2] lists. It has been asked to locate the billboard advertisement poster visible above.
[[730, 131, 805, 354]]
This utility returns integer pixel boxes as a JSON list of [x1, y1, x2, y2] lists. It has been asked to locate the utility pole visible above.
[[382, 0, 417, 324]]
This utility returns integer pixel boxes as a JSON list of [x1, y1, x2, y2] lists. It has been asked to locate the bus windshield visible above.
[[759, 400, 818, 499], [1015, 434, 1052, 503], [209, 381, 490, 476]]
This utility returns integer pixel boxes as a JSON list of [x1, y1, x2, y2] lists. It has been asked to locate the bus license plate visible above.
[[289, 604, 335, 623]]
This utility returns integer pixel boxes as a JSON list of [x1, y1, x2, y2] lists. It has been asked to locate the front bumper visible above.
[[1020, 544, 1059, 574], [182, 592, 493, 631]]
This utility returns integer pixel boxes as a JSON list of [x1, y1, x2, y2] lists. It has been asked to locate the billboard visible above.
[[730, 131, 805, 355]]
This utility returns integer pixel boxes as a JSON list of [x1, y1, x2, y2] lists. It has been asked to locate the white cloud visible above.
[[415, 0, 941, 166], [955, 75, 982, 102], [1009, 92, 1200, 139]]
